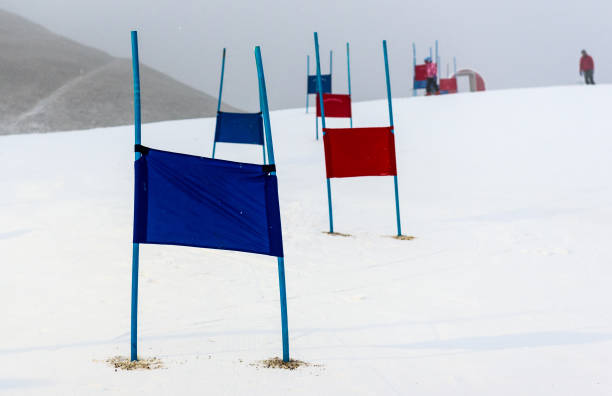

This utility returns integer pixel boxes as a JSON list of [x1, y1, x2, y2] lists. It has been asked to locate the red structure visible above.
[[452, 69, 486, 92]]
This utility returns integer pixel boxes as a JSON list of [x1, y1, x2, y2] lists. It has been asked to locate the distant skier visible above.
[[425, 57, 439, 95], [579, 50, 595, 85]]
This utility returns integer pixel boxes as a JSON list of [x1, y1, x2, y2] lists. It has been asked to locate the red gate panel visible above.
[[439, 78, 458, 93], [316, 93, 352, 118], [414, 64, 428, 81], [322, 126, 397, 178]]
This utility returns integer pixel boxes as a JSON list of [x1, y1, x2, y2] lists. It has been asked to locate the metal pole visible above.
[[130, 30, 141, 362], [212, 48, 226, 158], [276, 257, 289, 362], [383, 40, 402, 237], [412, 42, 417, 97], [258, 76, 267, 165], [216, 48, 226, 112], [306, 55, 310, 113], [347, 42, 352, 128], [435, 40, 439, 78], [255, 45, 289, 363], [315, 32, 334, 233]]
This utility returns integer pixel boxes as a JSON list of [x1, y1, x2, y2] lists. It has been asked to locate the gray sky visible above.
[[1, 0, 610, 110]]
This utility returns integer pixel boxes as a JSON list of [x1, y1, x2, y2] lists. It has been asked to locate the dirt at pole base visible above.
[[105, 356, 164, 371]]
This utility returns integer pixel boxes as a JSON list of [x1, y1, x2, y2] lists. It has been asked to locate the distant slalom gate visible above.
[[314, 32, 405, 238], [129, 31, 290, 363], [412, 41, 458, 96], [314, 43, 353, 139], [305, 50, 332, 115], [307, 45, 353, 140], [412, 41, 441, 95], [212, 48, 267, 163]]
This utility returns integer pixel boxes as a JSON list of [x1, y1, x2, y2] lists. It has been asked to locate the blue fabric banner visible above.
[[214, 112, 264, 145], [133, 147, 283, 257], [413, 80, 428, 89], [307, 74, 332, 94]]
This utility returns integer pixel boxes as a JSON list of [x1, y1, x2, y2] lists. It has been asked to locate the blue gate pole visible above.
[[347, 42, 352, 128], [435, 40, 439, 79], [453, 56, 457, 75], [315, 33, 334, 233], [255, 46, 290, 362], [429, 46, 432, 59], [258, 79, 267, 165], [383, 40, 402, 237], [130, 30, 142, 362], [306, 55, 310, 113], [412, 42, 417, 97], [212, 48, 226, 159]]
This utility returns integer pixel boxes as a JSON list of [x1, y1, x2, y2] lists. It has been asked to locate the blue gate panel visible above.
[[134, 146, 283, 257]]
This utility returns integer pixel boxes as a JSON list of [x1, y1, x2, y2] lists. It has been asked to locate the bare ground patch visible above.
[[250, 357, 321, 371], [323, 231, 352, 237], [392, 235, 415, 240], [105, 356, 164, 371]]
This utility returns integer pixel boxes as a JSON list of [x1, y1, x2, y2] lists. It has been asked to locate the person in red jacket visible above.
[[579, 50, 595, 85], [424, 57, 439, 95]]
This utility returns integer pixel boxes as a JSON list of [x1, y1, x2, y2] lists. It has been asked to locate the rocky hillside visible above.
[[0, 9, 235, 134]]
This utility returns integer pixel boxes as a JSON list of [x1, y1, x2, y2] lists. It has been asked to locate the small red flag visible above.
[[316, 93, 352, 118]]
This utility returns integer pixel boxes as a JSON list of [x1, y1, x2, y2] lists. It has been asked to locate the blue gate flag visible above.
[[214, 111, 265, 145], [133, 146, 284, 257], [413, 80, 427, 89], [307, 74, 331, 94]]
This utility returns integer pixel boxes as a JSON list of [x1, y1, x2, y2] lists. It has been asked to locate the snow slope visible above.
[[1, 85, 612, 395]]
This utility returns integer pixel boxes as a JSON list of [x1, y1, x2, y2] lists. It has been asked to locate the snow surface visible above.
[[1, 85, 612, 395]]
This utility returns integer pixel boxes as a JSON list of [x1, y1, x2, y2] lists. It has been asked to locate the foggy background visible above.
[[1, 0, 609, 110]]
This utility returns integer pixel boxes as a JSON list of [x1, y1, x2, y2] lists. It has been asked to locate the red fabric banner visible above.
[[316, 93, 352, 118], [322, 126, 397, 178], [414, 64, 428, 81], [439, 78, 458, 93]]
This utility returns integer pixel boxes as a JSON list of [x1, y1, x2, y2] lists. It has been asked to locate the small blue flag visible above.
[[307, 74, 332, 94], [214, 112, 265, 145]]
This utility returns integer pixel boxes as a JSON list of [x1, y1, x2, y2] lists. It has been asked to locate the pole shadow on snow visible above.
[[0, 378, 53, 391], [0, 228, 32, 240], [377, 331, 612, 351]]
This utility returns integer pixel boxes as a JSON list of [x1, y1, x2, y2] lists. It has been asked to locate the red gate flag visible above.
[[316, 93, 352, 118], [439, 78, 458, 93], [414, 64, 428, 81], [322, 126, 397, 178]]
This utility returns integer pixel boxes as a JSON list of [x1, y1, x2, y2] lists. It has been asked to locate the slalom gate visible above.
[[313, 32, 404, 237], [305, 50, 333, 117], [129, 31, 290, 363], [212, 48, 267, 163]]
